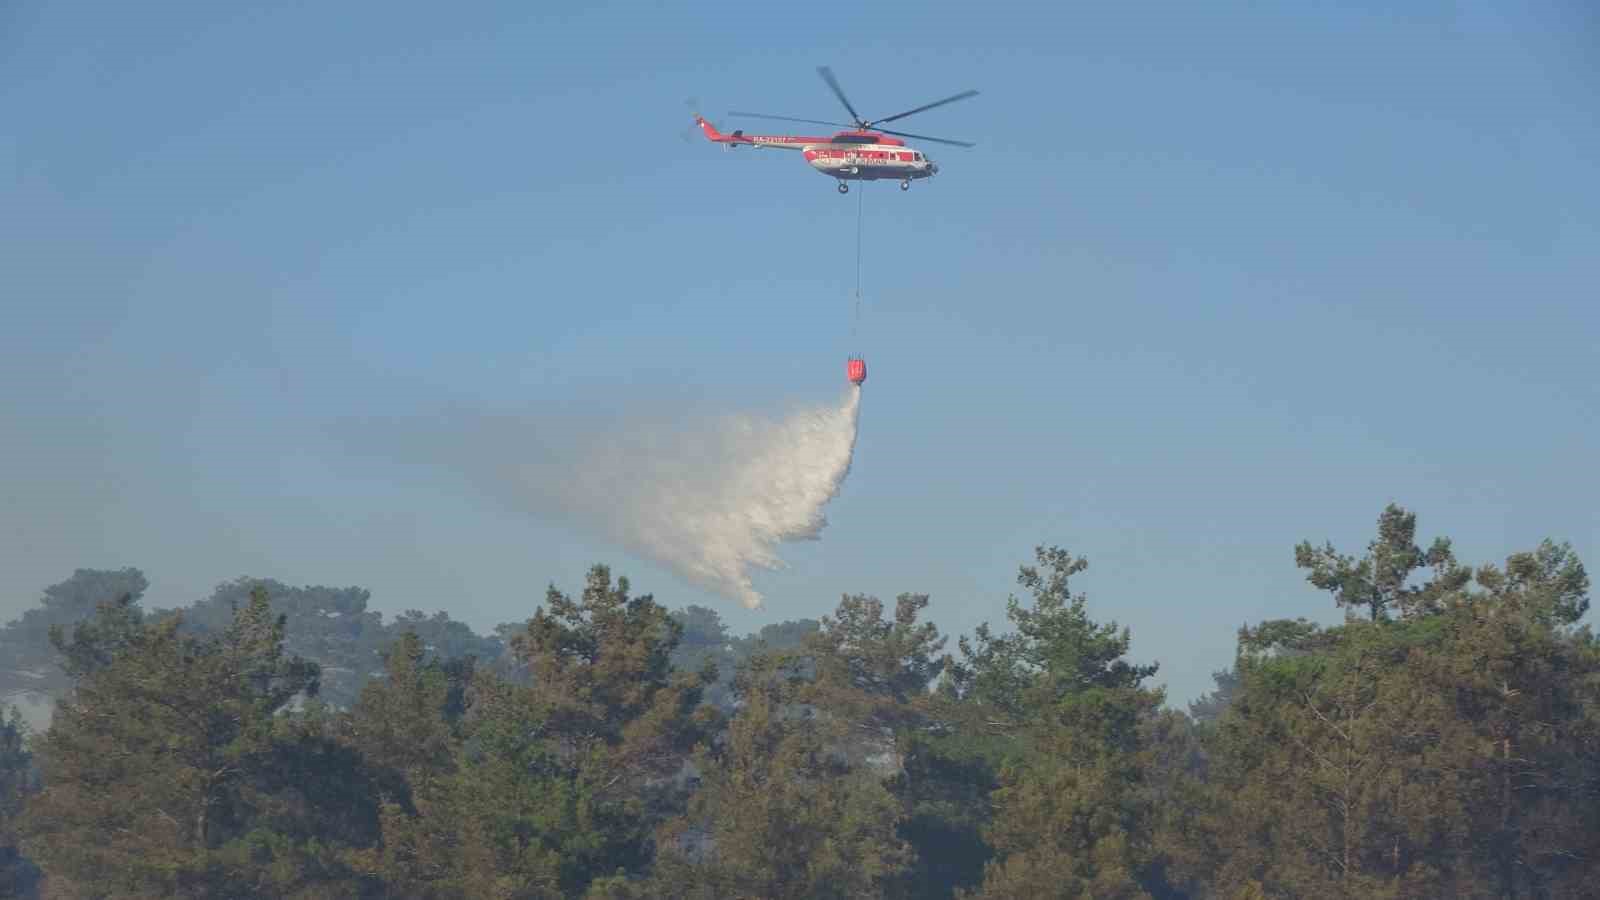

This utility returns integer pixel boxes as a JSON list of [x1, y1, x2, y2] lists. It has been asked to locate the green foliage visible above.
[[668, 604, 734, 710], [0, 708, 40, 899], [47, 590, 149, 681], [0, 568, 149, 698], [952, 547, 1171, 898], [1476, 537, 1591, 625], [669, 606, 823, 713], [4, 569, 505, 733], [6, 503, 1596, 899], [385, 609, 505, 665], [372, 565, 719, 898], [656, 650, 913, 899], [950, 547, 1157, 724], [735, 617, 822, 656], [653, 592, 960, 898], [513, 566, 715, 764], [889, 720, 1005, 899], [356, 632, 459, 766], [175, 578, 389, 710], [809, 593, 946, 707], [0, 709, 32, 823], [1200, 505, 1600, 897], [1186, 666, 1239, 726], [1295, 503, 1472, 621], [18, 588, 384, 898]]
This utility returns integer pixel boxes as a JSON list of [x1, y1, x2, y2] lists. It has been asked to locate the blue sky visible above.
[[4, 0, 1596, 705]]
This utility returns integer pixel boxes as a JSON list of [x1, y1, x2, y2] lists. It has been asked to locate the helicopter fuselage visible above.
[[802, 143, 938, 182], [695, 117, 938, 186]]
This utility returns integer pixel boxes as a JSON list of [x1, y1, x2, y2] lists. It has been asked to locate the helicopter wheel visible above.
[[900, 179, 910, 191], [837, 181, 849, 194]]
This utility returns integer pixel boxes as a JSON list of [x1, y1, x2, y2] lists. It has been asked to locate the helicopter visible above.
[[694, 66, 978, 193]]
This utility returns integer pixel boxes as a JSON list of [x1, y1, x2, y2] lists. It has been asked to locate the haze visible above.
[[3, 1, 1596, 707]]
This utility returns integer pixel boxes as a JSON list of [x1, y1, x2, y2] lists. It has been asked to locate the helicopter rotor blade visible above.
[[727, 111, 855, 129], [680, 98, 703, 143], [816, 66, 865, 126], [876, 127, 976, 148], [869, 89, 979, 127]]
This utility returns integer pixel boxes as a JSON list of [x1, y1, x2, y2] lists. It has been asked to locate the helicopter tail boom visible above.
[[694, 115, 733, 143], [694, 115, 818, 150]]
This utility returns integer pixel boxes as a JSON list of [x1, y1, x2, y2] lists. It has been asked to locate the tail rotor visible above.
[[679, 97, 703, 144]]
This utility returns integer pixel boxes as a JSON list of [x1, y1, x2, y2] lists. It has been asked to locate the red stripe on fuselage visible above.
[[714, 133, 908, 149]]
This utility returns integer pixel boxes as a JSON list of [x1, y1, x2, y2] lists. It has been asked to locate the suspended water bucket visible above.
[[847, 358, 866, 385]]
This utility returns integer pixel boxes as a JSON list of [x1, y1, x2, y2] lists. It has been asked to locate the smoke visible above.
[[435, 385, 863, 610]]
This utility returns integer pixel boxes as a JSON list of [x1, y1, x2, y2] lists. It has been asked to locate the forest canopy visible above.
[[1, 503, 1595, 898]]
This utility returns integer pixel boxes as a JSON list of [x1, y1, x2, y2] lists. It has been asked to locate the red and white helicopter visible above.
[[694, 66, 978, 194]]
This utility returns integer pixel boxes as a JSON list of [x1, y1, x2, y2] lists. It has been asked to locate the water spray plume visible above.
[[503, 385, 863, 609]]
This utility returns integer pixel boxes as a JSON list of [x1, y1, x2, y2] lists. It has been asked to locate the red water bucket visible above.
[[847, 358, 866, 385]]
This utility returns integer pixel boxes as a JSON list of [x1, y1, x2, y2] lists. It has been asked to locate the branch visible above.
[[1302, 692, 1353, 744]]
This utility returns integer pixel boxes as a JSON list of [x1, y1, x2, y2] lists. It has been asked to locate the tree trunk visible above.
[[1500, 734, 1514, 900], [1342, 792, 1353, 889], [195, 774, 214, 852]]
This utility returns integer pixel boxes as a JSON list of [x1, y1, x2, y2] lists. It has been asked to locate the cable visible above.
[[853, 184, 863, 346]]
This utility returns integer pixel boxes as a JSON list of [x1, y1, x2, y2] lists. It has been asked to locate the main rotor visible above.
[[730, 66, 978, 148]]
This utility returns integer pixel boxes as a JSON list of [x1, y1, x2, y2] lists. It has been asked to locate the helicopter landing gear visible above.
[[837, 181, 849, 194], [900, 178, 910, 191]]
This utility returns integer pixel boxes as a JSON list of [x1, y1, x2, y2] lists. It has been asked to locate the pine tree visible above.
[[18, 588, 383, 898], [655, 650, 913, 898], [0, 708, 40, 898], [950, 547, 1170, 898], [384, 565, 717, 897]]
